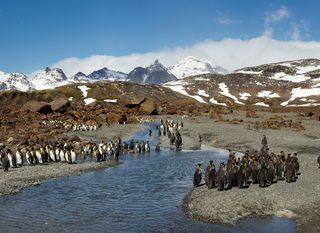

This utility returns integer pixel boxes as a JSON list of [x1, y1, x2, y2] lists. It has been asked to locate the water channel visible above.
[[0, 124, 295, 232]]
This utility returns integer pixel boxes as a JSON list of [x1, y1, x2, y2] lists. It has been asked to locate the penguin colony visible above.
[[42, 120, 100, 131], [155, 119, 183, 150], [193, 135, 302, 190], [0, 137, 152, 172]]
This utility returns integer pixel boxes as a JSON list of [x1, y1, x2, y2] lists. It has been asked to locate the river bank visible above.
[[0, 123, 143, 196], [157, 113, 320, 233]]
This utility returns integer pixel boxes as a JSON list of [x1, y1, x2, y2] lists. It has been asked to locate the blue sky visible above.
[[0, 0, 320, 75]]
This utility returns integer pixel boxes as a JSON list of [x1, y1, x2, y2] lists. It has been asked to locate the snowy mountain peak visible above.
[[127, 60, 177, 84], [30, 67, 68, 90], [147, 59, 167, 72], [169, 56, 227, 79], [0, 71, 32, 92], [87, 67, 127, 81]]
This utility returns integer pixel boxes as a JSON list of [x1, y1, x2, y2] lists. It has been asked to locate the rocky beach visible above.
[[157, 112, 320, 233], [0, 123, 143, 196]]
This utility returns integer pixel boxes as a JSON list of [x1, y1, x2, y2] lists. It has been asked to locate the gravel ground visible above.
[[158, 113, 320, 233]]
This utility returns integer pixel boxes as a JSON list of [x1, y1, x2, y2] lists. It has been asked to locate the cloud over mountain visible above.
[[51, 36, 320, 77]]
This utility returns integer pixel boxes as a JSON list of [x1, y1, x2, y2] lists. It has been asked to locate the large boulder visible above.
[[106, 112, 127, 124], [140, 99, 158, 115], [50, 99, 71, 113], [22, 101, 53, 114]]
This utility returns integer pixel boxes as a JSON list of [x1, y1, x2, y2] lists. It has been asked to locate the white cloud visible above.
[[50, 36, 320, 77], [265, 5, 290, 23], [42, 5, 317, 77], [215, 16, 241, 25], [264, 5, 291, 37]]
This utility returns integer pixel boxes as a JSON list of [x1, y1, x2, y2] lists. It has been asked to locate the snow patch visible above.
[[257, 91, 280, 98], [281, 87, 320, 106], [194, 77, 210, 81], [164, 81, 207, 103], [236, 70, 263, 75], [78, 85, 90, 98], [104, 99, 117, 103], [239, 92, 251, 100], [255, 102, 269, 107], [218, 83, 244, 105], [197, 90, 209, 97], [209, 97, 227, 106], [296, 65, 320, 74], [84, 98, 96, 105], [269, 72, 310, 82]]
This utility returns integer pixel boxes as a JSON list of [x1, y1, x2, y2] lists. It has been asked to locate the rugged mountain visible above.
[[69, 72, 89, 83], [127, 60, 177, 84], [164, 59, 320, 108], [0, 71, 33, 92], [169, 56, 227, 79], [30, 67, 69, 90], [87, 67, 127, 81]]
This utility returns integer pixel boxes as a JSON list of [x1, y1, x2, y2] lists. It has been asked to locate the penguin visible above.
[[7, 150, 17, 168], [237, 164, 246, 188], [217, 162, 227, 191], [292, 153, 299, 176], [70, 149, 77, 164], [267, 159, 275, 184], [155, 142, 161, 152], [208, 163, 217, 189], [317, 155, 320, 168], [25, 149, 33, 165], [55, 147, 61, 161], [193, 163, 202, 187], [257, 163, 268, 187], [170, 134, 176, 145], [49, 147, 57, 162], [204, 161, 211, 187], [65, 150, 71, 164], [175, 134, 182, 150], [227, 163, 237, 188], [135, 142, 141, 154], [251, 159, 259, 184], [129, 140, 135, 153], [1, 154, 9, 171], [285, 159, 295, 183], [15, 148, 23, 166], [35, 149, 43, 164], [59, 149, 66, 162], [122, 142, 128, 150], [261, 135, 268, 147], [145, 141, 150, 152]]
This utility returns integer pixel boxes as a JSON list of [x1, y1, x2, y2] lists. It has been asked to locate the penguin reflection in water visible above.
[[193, 163, 202, 187]]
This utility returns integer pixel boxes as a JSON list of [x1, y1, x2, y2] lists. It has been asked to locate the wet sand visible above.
[[157, 112, 320, 233], [0, 123, 143, 196]]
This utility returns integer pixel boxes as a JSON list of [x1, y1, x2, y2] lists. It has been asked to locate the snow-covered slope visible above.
[[30, 67, 69, 90], [69, 72, 90, 83], [87, 67, 127, 81], [164, 59, 320, 107], [0, 71, 33, 91], [169, 56, 227, 79]]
